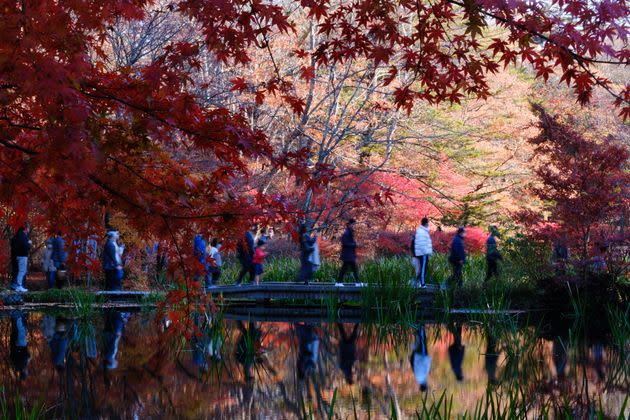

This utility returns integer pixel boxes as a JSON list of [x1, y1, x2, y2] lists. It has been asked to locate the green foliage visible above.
[[0, 388, 44, 420]]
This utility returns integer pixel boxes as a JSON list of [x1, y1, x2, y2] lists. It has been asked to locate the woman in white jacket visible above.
[[414, 217, 433, 287]]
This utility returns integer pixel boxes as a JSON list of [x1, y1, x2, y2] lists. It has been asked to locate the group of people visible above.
[[9, 225, 68, 292], [192, 217, 502, 290], [8, 217, 504, 292], [7, 309, 129, 381], [411, 219, 503, 289], [7, 225, 127, 292]]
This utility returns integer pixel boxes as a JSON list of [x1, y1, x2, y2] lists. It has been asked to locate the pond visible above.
[[0, 309, 628, 419]]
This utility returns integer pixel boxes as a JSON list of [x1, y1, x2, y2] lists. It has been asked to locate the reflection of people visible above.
[[103, 310, 129, 370], [296, 323, 319, 380], [592, 344, 605, 382], [10, 311, 30, 379], [192, 316, 222, 372], [235, 321, 262, 381], [337, 323, 359, 384], [409, 324, 432, 391], [448, 323, 465, 381], [485, 334, 499, 385], [50, 317, 71, 371], [552, 338, 568, 380]]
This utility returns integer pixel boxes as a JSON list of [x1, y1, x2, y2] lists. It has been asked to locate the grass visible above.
[[0, 388, 45, 420]]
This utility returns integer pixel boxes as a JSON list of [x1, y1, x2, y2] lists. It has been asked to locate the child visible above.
[[252, 239, 267, 285]]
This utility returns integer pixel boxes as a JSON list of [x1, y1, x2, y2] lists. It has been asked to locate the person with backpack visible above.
[[485, 226, 503, 282], [414, 217, 433, 288], [448, 227, 466, 288], [10, 225, 32, 292]]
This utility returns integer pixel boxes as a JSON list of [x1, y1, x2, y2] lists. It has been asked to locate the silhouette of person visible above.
[[485, 333, 499, 385], [448, 322, 465, 381], [103, 310, 128, 371], [235, 320, 262, 381], [410, 324, 432, 392], [337, 323, 359, 385], [192, 314, 222, 373], [10, 310, 30, 379], [296, 323, 319, 380], [50, 317, 71, 371], [592, 344, 605, 382], [552, 337, 568, 381]]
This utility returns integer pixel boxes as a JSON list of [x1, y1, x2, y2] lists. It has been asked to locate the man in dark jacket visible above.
[[448, 227, 466, 288], [10, 225, 31, 292], [51, 231, 67, 288], [299, 223, 316, 285], [337, 219, 359, 283], [236, 225, 256, 285], [485, 226, 503, 282], [102, 231, 121, 291]]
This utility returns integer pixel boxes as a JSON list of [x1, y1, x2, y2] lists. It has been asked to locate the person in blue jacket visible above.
[[193, 233, 208, 285], [448, 227, 466, 288]]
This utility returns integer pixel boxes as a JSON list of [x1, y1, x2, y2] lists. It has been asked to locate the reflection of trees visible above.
[[0, 314, 627, 417]]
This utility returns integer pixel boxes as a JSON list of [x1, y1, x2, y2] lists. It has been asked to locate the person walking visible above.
[[236, 225, 256, 285], [336, 219, 359, 284], [207, 238, 223, 288], [102, 231, 122, 291], [252, 239, 267, 285], [448, 227, 466, 288], [41, 239, 56, 289], [10, 225, 31, 292], [299, 223, 316, 284], [51, 231, 67, 288], [485, 226, 503, 282], [414, 217, 433, 288], [193, 233, 208, 284]]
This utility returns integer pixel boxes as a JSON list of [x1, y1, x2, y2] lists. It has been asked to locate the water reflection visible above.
[[10, 310, 29, 379], [0, 311, 626, 418], [410, 323, 431, 391]]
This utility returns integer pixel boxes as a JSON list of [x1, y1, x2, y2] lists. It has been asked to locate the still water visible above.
[[0, 310, 628, 419]]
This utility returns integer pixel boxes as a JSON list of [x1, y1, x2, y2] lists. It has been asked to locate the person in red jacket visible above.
[[252, 239, 267, 285]]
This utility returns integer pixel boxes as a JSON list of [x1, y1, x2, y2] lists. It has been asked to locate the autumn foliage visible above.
[[0, 0, 628, 291], [521, 104, 630, 261]]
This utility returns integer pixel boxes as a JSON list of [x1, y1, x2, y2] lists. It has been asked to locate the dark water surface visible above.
[[0, 310, 628, 419]]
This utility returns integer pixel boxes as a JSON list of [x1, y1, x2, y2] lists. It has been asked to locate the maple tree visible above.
[[521, 104, 629, 263], [0, 0, 628, 296]]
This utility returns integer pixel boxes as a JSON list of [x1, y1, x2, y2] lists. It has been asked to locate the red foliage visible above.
[[0, 0, 626, 305], [520, 105, 630, 260]]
